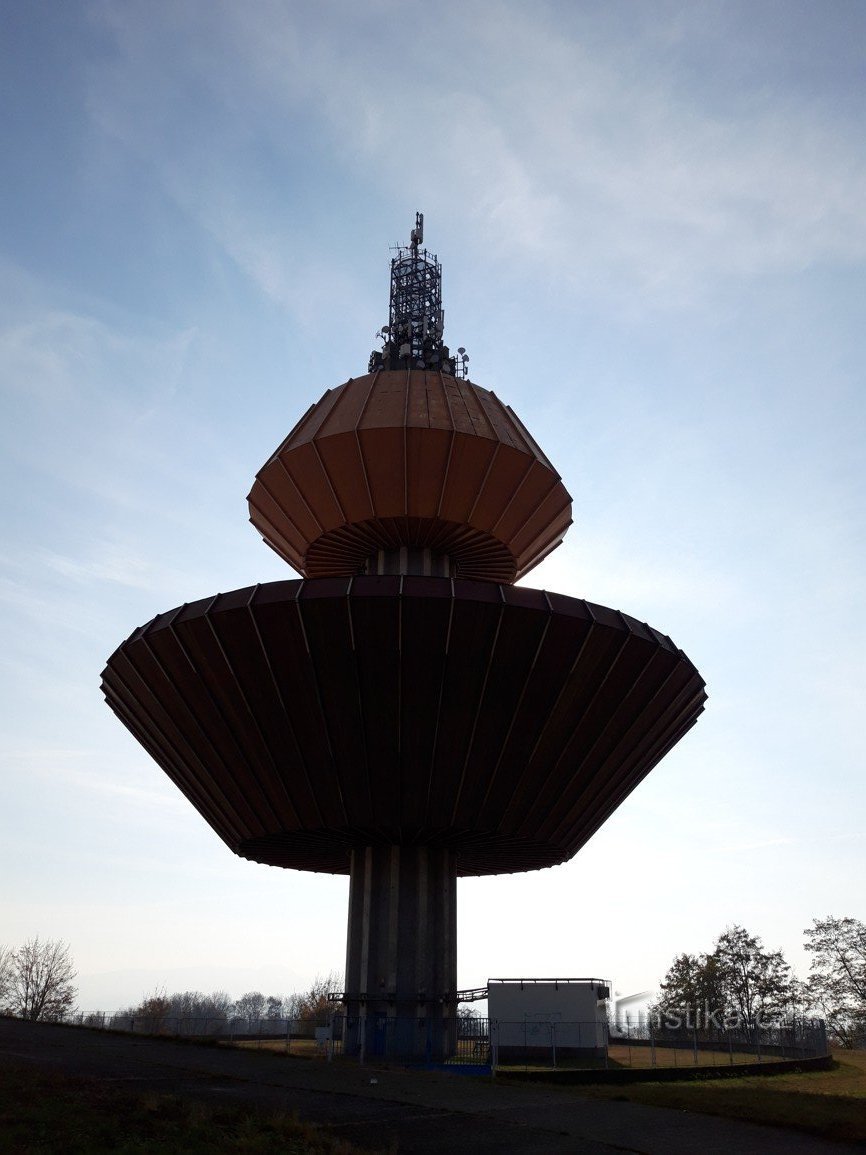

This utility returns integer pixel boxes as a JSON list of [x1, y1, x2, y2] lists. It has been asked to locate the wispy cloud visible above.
[[39, 542, 180, 591], [80, 1, 866, 315], [1, 747, 185, 813]]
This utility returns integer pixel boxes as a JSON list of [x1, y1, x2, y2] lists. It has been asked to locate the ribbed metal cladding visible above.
[[247, 371, 573, 582], [344, 845, 456, 1013], [101, 577, 706, 877]]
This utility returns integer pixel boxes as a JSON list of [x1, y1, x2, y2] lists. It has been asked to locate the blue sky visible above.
[[1, 0, 864, 1014]]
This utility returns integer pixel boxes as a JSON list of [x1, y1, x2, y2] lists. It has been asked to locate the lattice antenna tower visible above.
[[369, 212, 469, 377]]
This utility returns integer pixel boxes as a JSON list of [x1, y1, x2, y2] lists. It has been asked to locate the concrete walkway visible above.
[[0, 1019, 859, 1153]]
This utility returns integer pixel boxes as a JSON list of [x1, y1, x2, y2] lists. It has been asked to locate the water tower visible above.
[[102, 215, 705, 1058]]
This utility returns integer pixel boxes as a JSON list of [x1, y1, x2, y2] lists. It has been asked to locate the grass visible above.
[[229, 1039, 323, 1059], [0, 1062, 366, 1154], [575, 1048, 866, 1144]]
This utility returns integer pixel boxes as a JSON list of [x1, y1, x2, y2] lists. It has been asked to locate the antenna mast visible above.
[[369, 213, 468, 377]]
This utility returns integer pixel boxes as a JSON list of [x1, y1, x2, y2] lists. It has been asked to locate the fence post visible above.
[[693, 1026, 698, 1066], [650, 1021, 656, 1067]]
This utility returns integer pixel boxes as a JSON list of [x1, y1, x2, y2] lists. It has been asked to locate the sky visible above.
[[1, 0, 864, 1016]]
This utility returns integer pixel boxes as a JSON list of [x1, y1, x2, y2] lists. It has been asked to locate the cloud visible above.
[[39, 541, 184, 592], [82, 0, 866, 318], [2, 747, 185, 813]]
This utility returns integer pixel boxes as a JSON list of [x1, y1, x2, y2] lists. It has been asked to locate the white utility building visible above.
[[487, 978, 610, 1062]]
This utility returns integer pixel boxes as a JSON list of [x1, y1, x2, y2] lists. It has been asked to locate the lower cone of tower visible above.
[[102, 574, 705, 1058]]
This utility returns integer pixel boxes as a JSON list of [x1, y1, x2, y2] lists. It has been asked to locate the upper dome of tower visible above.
[[247, 215, 573, 583], [248, 370, 572, 582]]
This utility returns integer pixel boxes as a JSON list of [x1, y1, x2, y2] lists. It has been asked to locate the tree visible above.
[[0, 944, 12, 1013], [293, 972, 343, 1023], [714, 925, 793, 1033], [169, 989, 232, 1021], [804, 916, 866, 1048], [233, 991, 266, 1023], [266, 995, 284, 1019], [114, 987, 172, 1031], [652, 926, 794, 1035], [6, 937, 77, 1021], [652, 951, 726, 1031]]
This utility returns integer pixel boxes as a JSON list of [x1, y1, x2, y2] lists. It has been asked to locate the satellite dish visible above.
[[457, 347, 466, 355], [382, 324, 391, 333]]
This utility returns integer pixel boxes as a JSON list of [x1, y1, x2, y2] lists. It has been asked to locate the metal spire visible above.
[[369, 213, 468, 377]]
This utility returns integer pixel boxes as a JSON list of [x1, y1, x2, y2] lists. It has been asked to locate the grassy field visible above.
[[0, 1062, 366, 1154], [577, 1048, 866, 1144]]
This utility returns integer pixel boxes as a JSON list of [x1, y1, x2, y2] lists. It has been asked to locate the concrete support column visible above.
[[364, 547, 452, 576], [343, 845, 457, 1058]]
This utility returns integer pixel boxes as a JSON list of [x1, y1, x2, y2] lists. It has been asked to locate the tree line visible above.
[[651, 917, 865, 1047], [4, 916, 864, 1048], [108, 972, 343, 1028]]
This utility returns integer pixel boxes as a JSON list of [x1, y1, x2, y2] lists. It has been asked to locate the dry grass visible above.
[[228, 1038, 324, 1058], [576, 1048, 866, 1144], [606, 1043, 777, 1068], [0, 1061, 365, 1153]]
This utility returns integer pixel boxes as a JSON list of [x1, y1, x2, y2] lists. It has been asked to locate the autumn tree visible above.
[[292, 972, 343, 1023], [5, 937, 77, 1021], [804, 916, 866, 1048]]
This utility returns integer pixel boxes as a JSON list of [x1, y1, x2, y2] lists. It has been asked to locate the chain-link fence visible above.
[[70, 1012, 331, 1055], [598, 1018, 828, 1073], [68, 1011, 829, 1071]]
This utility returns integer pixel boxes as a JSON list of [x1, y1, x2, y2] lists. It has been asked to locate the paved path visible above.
[[0, 1019, 859, 1153]]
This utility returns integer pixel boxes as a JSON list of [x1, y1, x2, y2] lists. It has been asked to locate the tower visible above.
[[102, 216, 706, 1059]]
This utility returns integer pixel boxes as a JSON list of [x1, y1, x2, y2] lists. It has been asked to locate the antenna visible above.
[[368, 214, 468, 376], [410, 211, 424, 252]]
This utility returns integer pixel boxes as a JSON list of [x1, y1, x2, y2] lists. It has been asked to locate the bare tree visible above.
[[0, 944, 13, 1013], [233, 990, 266, 1023], [7, 937, 77, 1021], [804, 916, 866, 1048], [266, 994, 284, 1019]]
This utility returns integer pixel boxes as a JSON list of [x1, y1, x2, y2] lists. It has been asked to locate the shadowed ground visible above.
[[0, 1018, 858, 1153]]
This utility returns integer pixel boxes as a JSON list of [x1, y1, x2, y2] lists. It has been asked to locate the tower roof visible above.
[[248, 370, 572, 583]]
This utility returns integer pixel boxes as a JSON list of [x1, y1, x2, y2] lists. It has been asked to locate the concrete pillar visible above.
[[364, 547, 453, 576], [343, 845, 457, 1059]]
